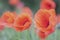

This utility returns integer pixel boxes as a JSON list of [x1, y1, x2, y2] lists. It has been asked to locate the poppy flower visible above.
[[13, 13, 32, 31], [34, 9, 57, 39], [1, 11, 17, 27], [9, 0, 20, 6], [34, 9, 56, 32], [40, 0, 56, 10]]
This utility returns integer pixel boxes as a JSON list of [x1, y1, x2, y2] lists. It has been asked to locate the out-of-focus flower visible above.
[[16, 2, 24, 9], [40, 0, 56, 10], [22, 7, 32, 16], [9, 0, 20, 6], [1, 11, 17, 27], [13, 13, 32, 31], [34, 9, 57, 39]]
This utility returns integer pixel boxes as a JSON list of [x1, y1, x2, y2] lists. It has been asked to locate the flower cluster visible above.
[[1, 0, 59, 40], [34, 0, 57, 40], [0, 7, 32, 32]]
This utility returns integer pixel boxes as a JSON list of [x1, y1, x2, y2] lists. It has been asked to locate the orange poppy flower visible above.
[[1, 11, 17, 27], [13, 13, 32, 31], [34, 9, 57, 39], [40, 0, 56, 10], [34, 9, 56, 32]]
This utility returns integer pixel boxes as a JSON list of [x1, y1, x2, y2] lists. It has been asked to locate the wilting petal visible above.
[[13, 13, 32, 31], [40, 0, 56, 10], [34, 9, 56, 32], [35, 9, 57, 40], [1, 11, 17, 27]]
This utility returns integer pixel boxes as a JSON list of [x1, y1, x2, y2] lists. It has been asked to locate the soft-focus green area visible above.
[[0, 24, 59, 40], [0, 0, 60, 40]]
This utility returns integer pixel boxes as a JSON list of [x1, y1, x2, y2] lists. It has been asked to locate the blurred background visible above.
[[0, 0, 60, 40]]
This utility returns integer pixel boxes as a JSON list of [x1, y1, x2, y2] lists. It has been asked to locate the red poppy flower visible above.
[[13, 13, 32, 31], [9, 0, 20, 6], [34, 9, 56, 39], [34, 9, 56, 32], [1, 11, 17, 27], [40, 0, 56, 10]]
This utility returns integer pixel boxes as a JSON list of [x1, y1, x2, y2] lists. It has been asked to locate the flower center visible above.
[[40, 13, 50, 28]]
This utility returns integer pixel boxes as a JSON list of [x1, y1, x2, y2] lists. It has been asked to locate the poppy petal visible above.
[[40, 0, 56, 10], [1, 11, 17, 27], [34, 9, 56, 32], [13, 13, 32, 31]]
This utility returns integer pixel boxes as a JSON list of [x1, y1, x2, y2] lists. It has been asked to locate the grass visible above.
[[0, 24, 59, 40]]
